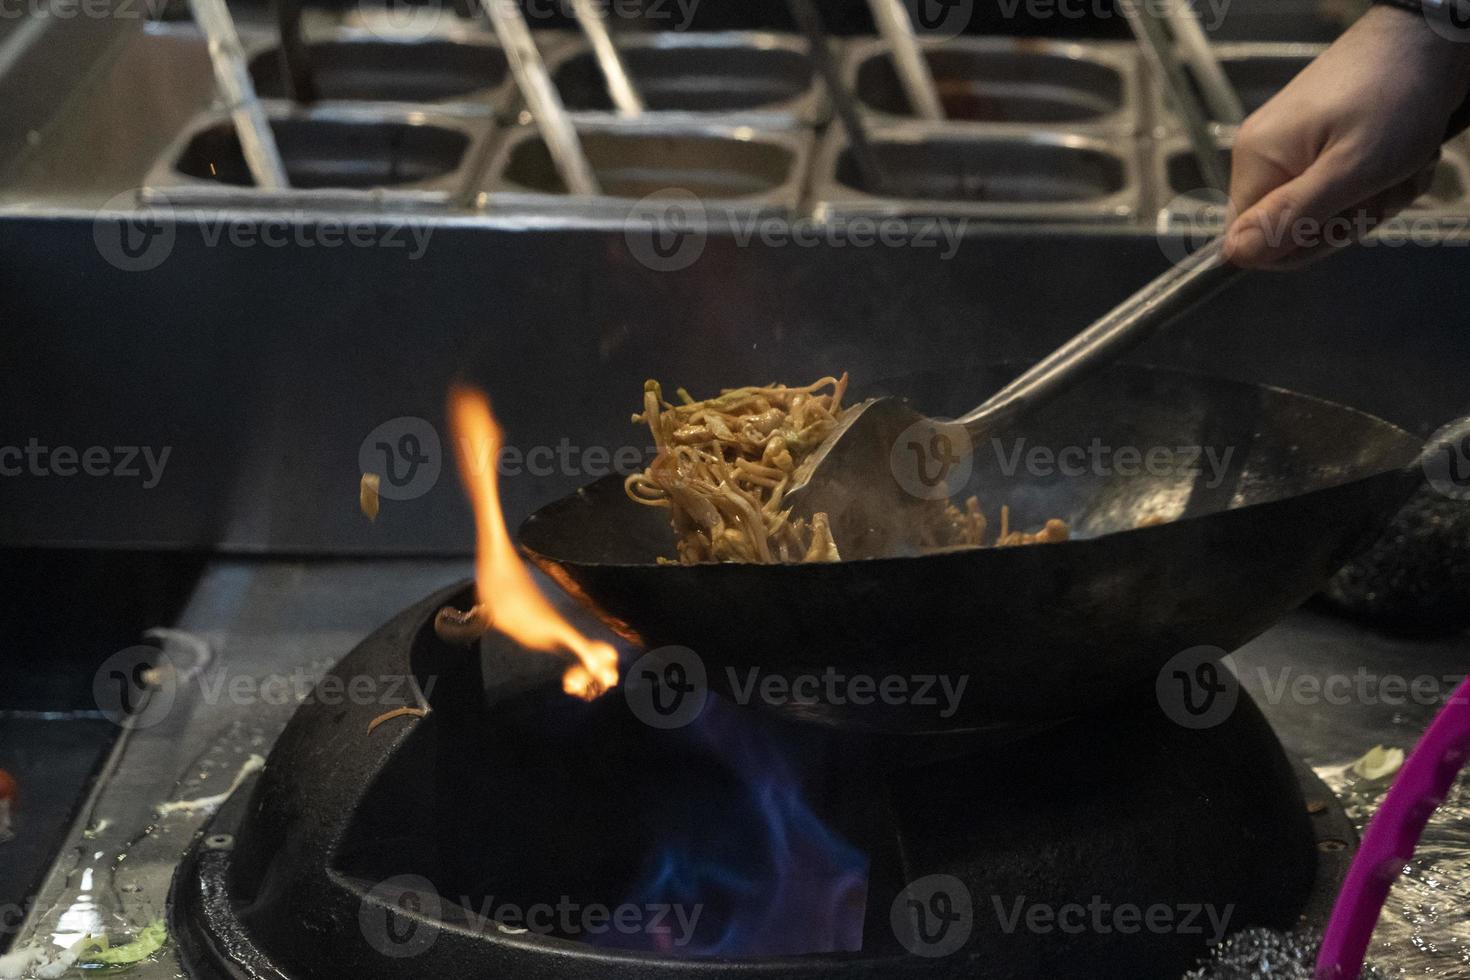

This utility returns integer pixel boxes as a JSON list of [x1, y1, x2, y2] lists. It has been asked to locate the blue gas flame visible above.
[[601, 696, 870, 957]]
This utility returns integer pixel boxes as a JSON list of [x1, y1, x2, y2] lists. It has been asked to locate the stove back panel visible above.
[[2, 217, 1466, 554]]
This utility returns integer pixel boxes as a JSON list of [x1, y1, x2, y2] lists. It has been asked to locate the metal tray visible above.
[[811, 123, 1141, 223], [1152, 131, 1470, 229], [842, 37, 1142, 135], [243, 25, 516, 119], [1150, 41, 1326, 133], [542, 30, 827, 129], [476, 120, 811, 217], [142, 103, 494, 210]]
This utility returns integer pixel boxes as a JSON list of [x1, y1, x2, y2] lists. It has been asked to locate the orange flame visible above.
[[447, 384, 620, 699]]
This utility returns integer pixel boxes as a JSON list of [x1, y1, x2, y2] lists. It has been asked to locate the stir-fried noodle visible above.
[[625, 376, 1069, 564]]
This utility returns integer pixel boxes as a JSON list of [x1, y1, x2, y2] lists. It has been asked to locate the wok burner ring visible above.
[[169, 582, 1355, 979]]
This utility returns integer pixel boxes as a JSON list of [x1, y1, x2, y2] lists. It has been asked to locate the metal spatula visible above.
[[783, 237, 1243, 559]]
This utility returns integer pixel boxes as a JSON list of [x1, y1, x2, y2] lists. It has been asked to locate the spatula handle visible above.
[[959, 237, 1243, 436]]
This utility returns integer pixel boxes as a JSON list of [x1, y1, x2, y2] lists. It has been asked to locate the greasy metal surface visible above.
[[811, 124, 1141, 222], [141, 103, 493, 209], [0, 12, 138, 176], [244, 27, 515, 117], [1148, 42, 1325, 134], [0, 24, 218, 207], [1124, 0, 1230, 195], [1152, 132, 1470, 229], [185, 0, 288, 191], [520, 364, 1426, 732], [545, 31, 829, 129], [5, 561, 473, 976], [843, 37, 1142, 135], [480, 0, 602, 197], [1234, 610, 1470, 974], [477, 121, 812, 214], [0, 716, 117, 951]]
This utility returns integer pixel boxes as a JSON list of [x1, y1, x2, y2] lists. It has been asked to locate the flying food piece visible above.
[[360, 473, 382, 521]]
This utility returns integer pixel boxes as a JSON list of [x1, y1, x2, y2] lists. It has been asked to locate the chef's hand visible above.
[[1225, 5, 1470, 269]]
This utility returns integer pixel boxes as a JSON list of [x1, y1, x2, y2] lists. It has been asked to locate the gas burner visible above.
[[171, 582, 1354, 979]]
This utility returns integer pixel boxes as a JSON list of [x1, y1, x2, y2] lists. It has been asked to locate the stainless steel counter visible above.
[[5, 16, 1470, 557]]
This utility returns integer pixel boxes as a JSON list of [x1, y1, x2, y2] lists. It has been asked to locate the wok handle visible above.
[[958, 236, 1245, 436]]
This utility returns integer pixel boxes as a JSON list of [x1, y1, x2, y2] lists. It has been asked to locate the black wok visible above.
[[519, 364, 1463, 735]]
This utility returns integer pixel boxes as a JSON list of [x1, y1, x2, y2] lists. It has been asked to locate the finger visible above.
[[1228, 137, 1294, 225], [1252, 173, 1429, 270], [1224, 149, 1390, 268], [1409, 155, 1442, 200]]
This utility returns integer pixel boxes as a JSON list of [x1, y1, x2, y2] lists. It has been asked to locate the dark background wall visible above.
[[2, 217, 1465, 554]]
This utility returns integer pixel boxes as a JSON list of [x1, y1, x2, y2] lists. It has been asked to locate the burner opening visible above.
[[331, 624, 877, 960]]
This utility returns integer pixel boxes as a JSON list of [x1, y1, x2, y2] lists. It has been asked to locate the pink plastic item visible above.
[[1316, 676, 1470, 979]]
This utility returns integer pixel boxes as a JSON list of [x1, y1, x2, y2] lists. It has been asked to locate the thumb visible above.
[[1224, 150, 1377, 268]]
